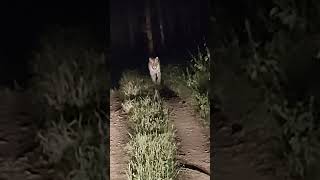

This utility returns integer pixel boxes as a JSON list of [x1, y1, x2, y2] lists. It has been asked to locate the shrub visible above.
[[126, 132, 178, 180], [119, 70, 154, 100], [271, 96, 320, 178], [30, 27, 107, 180], [162, 44, 210, 124], [127, 96, 169, 135], [38, 111, 105, 180], [244, 16, 320, 178], [31, 51, 107, 112], [119, 73, 178, 180]]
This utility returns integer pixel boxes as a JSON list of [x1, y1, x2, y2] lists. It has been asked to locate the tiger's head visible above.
[[149, 57, 160, 70]]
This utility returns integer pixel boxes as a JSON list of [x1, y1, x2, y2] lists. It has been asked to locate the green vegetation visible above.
[[162, 44, 210, 125], [243, 5, 320, 178], [126, 132, 177, 180], [211, 0, 320, 178], [29, 27, 108, 180], [119, 70, 154, 100], [126, 97, 169, 135], [119, 71, 178, 180]]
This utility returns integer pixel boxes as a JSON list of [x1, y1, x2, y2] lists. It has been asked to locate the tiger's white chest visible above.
[[148, 63, 160, 75]]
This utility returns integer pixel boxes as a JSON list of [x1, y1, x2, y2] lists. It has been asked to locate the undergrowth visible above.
[[162, 44, 210, 125], [119, 71, 178, 180], [243, 6, 320, 177], [119, 70, 154, 100], [29, 26, 108, 180]]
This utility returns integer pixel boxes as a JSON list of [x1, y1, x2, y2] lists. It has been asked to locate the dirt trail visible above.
[[166, 97, 210, 180], [0, 91, 51, 180], [110, 92, 129, 180], [213, 111, 289, 180]]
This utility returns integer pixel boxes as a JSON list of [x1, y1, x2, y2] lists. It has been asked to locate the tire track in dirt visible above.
[[166, 97, 210, 180], [110, 92, 129, 180]]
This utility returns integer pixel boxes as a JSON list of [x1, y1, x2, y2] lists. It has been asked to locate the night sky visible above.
[[0, 1, 107, 87]]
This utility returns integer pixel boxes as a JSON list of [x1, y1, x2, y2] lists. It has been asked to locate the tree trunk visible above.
[[156, 0, 165, 48], [164, 2, 176, 50], [127, 2, 135, 50], [145, 0, 154, 55]]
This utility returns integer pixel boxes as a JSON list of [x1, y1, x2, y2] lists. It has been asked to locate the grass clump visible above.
[[126, 132, 177, 180], [119, 70, 178, 180], [162, 44, 210, 125], [185, 45, 210, 122], [125, 96, 178, 180], [119, 70, 154, 100], [243, 17, 320, 179], [127, 97, 169, 134], [31, 50, 106, 111], [29, 26, 107, 180], [38, 112, 105, 180], [270, 96, 320, 178]]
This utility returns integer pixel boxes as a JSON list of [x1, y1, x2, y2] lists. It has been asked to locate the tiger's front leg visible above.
[[156, 71, 161, 85]]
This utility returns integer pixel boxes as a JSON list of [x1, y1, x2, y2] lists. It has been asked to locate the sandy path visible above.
[[110, 92, 129, 180], [166, 97, 210, 180]]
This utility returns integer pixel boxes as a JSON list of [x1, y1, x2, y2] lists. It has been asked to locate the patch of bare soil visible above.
[[166, 97, 210, 180], [110, 92, 129, 180], [213, 111, 290, 180], [211, 61, 291, 180], [0, 92, 52, 180]]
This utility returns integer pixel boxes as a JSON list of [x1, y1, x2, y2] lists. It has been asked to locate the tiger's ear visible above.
[[155, 57, 159, 62], [149, 57, 153, 62]]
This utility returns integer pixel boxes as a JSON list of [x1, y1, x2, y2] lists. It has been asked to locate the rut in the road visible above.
[[165, 97, 210, 180], [110, 92, 129, 180]]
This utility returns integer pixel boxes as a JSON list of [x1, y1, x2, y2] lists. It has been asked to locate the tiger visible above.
[[148, 57, 161, 101], [148, 57, 161, 85]]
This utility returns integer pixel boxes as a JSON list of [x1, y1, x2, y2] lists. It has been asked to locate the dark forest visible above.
[[0, 0, 319, 180], [111, 0, 209, 87], [211, 0, 320, 180], [0, 1, 108, 179]]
